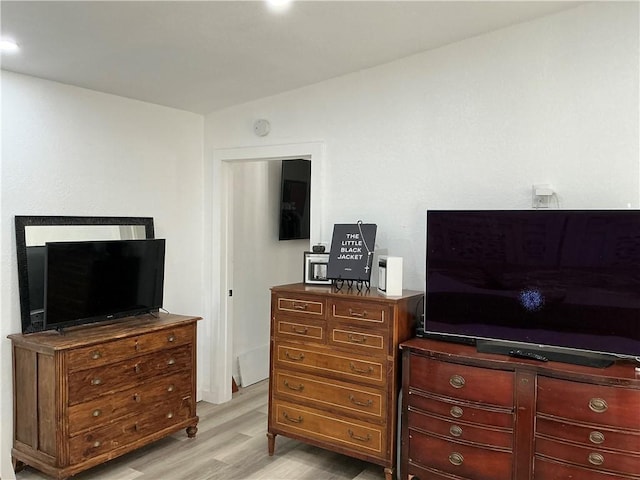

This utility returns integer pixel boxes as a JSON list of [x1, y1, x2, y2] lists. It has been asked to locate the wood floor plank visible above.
[[15, 380, 385, 480]]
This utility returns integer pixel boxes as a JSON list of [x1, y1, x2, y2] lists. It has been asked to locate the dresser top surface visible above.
[[272, 282, 423, 303], [8, 312, 201, 349]]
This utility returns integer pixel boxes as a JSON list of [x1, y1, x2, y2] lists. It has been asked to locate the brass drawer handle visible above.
[[133, 393, 141, 402], [348, 334, 367, 344], [283, 379, 304, 392], [348, 308, 367, 318], [167, 334, 176, 343], [588, 452, 604, 466], [134, 342, 140, 351], [349, 362, 374, 375], [292, 326, 308, 334], [449, 375, 466, 389], [92, 409, 102, 417], [589, 398, 608, 413], [167, 358, 176, 366], [450, 406, 463, 418], [349, 394, 373, 407], [589, 431, 605, 444], [133, 364, 141, 373], [348, 429, 371, 442], [167, 384, 175, 392], [282, 411, 303, 423], [449, 452, 464, 466], [91, 378, 102, 386], [93, 441, 101, 448], [284, 351, 305, 361], [449, 425, 463, 437], [167, 412, 174, 419], [293, 303, 308, 311], [91, 351, 102, 360]]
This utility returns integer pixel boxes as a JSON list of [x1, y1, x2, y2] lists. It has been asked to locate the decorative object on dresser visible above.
[[400, 338, 640, 480], [9, 313, 201, 480], [326, 221, 377, 290], [267, 282, 423, 480]]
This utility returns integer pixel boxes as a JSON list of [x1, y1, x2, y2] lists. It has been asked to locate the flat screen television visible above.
[[423, 210, 640, 366], [44, 239, 165, 330], [279, 159, 311, 240]]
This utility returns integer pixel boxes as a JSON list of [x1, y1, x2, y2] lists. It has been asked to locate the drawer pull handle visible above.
[[450, 406, 463, 418], [348, 309, 367, 318], [348, 429, 371, 442], [133, 393, 141, 402], [168, 334, 175, 342], [282, 411, 303, 423], [133, 364, 141, 373], [167, 384, 175, 392], [293, 303, 308, 311], [589, 431, 605, 444], [134, 342, 140, 351], [91, 378, 102, 386], [449, 375, 466, 389], [449, 452, 464, 466], [134, 423, 139, 432], [588, 453, 604, 466], [292, 326, 308, 334], [589, 398, 608, 413], [283, 380, 304, 392], [168, 358, 176, 366], [91, 351, 102, 360], [167, 412, 174, 419], [92, 409, 102, 417], [93, 441, 101, 448], [349, 394, 373, 407], [349, 362, 374, 375], [284, 351, 305, 361], [449, 425, 463, 437], [348, 334, 367, 344]]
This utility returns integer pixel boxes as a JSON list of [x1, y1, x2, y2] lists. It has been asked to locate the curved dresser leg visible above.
[[267, 432, 277, 456]]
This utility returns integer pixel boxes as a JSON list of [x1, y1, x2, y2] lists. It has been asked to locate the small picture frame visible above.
[[303, 251, 331, 285]]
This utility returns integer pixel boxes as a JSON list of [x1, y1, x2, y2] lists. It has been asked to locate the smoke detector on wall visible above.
[[253, 119, 271, 137]]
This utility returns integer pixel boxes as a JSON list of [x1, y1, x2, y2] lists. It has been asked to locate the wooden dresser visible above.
[[400, 338, 640, 480], [9, 313, 200, 480], [267, 283, 423, 480]]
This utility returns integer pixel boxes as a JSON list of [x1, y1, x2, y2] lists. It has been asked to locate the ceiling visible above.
[[1, 1, 583, 114]]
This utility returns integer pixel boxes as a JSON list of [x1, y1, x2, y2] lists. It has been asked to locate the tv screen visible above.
[[425, 210, 640, 360], [44, 239, 165, 330], [279, 159, 311, 240]]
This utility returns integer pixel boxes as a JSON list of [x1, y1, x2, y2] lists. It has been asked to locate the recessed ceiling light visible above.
[[266, 0, 292, 12], [0, 39, 19, 53]]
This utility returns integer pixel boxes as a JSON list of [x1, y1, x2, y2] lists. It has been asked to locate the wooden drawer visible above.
[[68, 345, 192, 405], [273, 369, 385, 420], [329, 326, 386, 356], [329, 299, 388, 327], [275, 344, 385, 386], [66, 325, 193, 372], [408, 428, 513, 480], [276, 295, 324, 318], [537, 376, 640, 430], [275, 320, 325, 344], [68, 373, 192, 435], [408, 387, 513, 428], [409, 355, 514, 407], [407, 460, 476, 480], [535, 436, 640, 476], [407, 408, 513, 449], [536, 416, 640, 453], [68, 397, 193, 464], [534, 456, 640, 480], [273, 400, 385, 459]]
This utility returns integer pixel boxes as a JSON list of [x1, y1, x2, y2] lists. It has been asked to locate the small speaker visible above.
[[377, 256, 403, 296]]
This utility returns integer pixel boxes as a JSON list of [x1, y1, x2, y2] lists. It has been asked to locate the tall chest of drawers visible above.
[[9, 313, 200, 480], [267, 283, 423, 480], [401, 338, 640, 480]]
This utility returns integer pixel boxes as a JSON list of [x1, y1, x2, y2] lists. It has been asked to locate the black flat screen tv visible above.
[[424, 210, 640, 365], [44, 239, 165, 330], [279, 159, 311, 240]]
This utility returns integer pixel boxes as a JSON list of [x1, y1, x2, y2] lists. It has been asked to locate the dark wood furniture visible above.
[[400, 338, 640, 480], [267, 283, 423, 480], [9, 313, 200, 480]]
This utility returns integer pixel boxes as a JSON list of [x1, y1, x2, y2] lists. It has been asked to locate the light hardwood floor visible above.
[[15, 380, 385, 480]]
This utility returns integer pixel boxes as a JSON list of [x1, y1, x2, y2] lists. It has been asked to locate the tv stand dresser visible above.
[[267, 283, 423, 480], [9, 313, 200, 480], [400, 338, 640, 480]]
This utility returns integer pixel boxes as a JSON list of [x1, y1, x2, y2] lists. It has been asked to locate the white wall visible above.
[[0, 72, 205, 480]]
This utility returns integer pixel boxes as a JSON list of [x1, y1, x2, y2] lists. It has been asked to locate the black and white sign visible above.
[[326, 223, 377, 282]]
